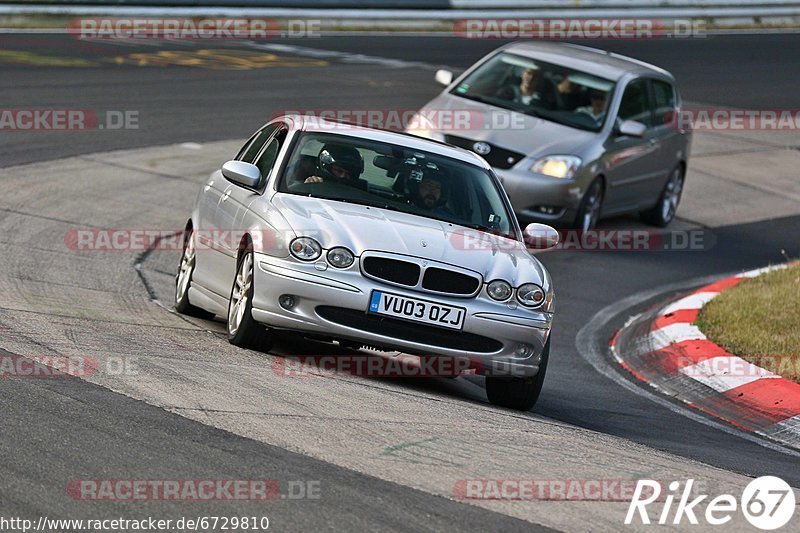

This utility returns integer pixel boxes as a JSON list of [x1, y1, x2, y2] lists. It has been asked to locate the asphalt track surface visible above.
[[1, 33, 800, 530]]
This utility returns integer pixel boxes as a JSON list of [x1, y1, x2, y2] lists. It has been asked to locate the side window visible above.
[[253, 128, 287, 188], [652, 80, 676, 127], [617, 79, 652, 128], [236, 124, 279, 163]]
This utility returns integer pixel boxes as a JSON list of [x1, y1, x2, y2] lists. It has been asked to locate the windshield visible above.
[[278, 132, 515, 235], [452, 52, 616, 132]]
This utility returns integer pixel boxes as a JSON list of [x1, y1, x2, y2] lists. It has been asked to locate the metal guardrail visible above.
[[1, 0, 799, 23], [0, 1, 451, 6], [453, 0, 800, 6], [4, 0, 799, 7]]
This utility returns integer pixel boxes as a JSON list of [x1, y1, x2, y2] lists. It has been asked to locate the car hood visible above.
[[415, 93, 596, 159], [271, 193, 549, 288]]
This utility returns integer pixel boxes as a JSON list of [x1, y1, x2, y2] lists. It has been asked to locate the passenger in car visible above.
[[555, 76, 589, 110]]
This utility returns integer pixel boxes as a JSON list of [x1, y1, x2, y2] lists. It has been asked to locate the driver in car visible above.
[[575, 89, 608, 125], [497, 67, 558, 110], [304, 143, 366, 188]]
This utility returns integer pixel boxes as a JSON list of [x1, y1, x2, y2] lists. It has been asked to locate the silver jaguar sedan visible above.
[[175, 115, 560, 410], [408, 41, 692, 230]]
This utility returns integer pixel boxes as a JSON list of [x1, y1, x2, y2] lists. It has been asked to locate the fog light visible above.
[[279, 294, 296, 310], [514, 344, 534, 357]]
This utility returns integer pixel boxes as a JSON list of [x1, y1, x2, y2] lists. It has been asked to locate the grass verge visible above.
[[696, 263, 800, 383]]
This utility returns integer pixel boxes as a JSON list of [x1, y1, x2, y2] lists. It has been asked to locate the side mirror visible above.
[[222, 160, 261, 188], [523, 223, 560, 251], [617, 120, 646, 138], [435, 69, 454, 87]]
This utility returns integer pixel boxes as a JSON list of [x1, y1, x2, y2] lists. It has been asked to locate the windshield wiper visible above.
[[455, 92, 491, 105], [318, 196, 407, 213], [461, 222, 509, 235], [522, 108, 543, 119]]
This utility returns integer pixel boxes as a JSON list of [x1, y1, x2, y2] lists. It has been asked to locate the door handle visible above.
[[221, 191, 231, 201], [649, 138, 658, 146]]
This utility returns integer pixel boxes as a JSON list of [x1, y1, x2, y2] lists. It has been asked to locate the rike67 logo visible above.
[[626, 476, 796, 530]]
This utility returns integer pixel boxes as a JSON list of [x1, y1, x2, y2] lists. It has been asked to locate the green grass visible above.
[[696, 263, 800, 383]]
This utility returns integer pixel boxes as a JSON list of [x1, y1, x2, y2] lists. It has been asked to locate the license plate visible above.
[[368, 290, 465, 330]]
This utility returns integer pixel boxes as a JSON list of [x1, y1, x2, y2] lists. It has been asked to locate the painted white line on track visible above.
[[661, 291, 720, 314], [648, 322, 705, 351]]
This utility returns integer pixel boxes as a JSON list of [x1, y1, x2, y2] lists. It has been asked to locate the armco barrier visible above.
[[1, 0, 451, 6], [4, 0, 800, 10]]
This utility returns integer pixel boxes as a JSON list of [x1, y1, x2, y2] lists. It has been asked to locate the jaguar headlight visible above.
[[530, 155, 582, 179], [517, 283, 546, 307], [289, 237, 322, 261], [327, 247, 354, 268], [487, 280, 513, 301]]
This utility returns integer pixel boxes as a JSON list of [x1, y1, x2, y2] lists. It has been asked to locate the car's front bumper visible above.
[[495, 167, 587, 226], [250, 252, 552, 377]]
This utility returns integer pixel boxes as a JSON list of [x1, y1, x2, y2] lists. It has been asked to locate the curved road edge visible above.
[[608, 265, 800, 451], [575, 272, 800, 459]]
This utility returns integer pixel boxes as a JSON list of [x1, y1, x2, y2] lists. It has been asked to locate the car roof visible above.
[[285, 114, 493, 169], [499, 41, 674, 82]]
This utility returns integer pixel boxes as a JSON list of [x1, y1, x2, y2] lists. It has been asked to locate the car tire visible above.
[[227, 246, 275, 352], [573, 178, 604, 231], [175, 227, 214, 319], [641, 165, 684, 227], [485, 337, 550, 411]]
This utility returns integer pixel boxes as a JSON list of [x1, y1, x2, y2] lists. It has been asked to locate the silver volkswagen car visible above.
[[175, 115, 560, 410], [409, 41, 692, 230]]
